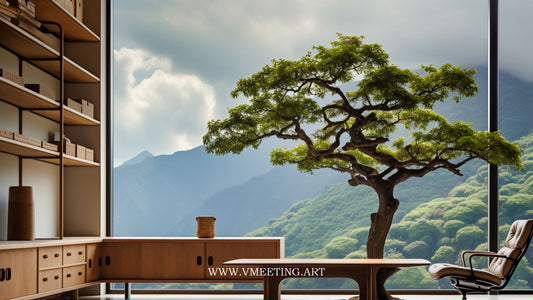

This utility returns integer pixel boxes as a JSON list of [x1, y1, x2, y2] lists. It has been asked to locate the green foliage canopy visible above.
[[204, 34, 522, 190]]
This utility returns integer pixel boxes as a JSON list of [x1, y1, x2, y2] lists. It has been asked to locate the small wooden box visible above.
[[0, 68, 24, 86], [76, 144, 86, 159], [65, 141, 75, 156], [85, 147, 94, 162], [66, 98, 82, 113], [0, 128, 14, 139], [14, 133, 42, 147], [75, 0, 83, 22], [42, 141, 58, 152], [25, 84, 56, 100], [55, 0, 74, 15], [54, 140, 76, 156], [81, 99, 94, 118]]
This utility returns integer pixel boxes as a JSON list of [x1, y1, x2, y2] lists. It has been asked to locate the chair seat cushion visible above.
[[428, 263, 502, 285]]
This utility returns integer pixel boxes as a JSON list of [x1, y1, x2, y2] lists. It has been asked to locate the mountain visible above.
[[113, 145, 275, 236], [120, 150, 154, 167]]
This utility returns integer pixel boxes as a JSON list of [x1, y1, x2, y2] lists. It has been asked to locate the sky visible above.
[[112, 0, 533, 165]]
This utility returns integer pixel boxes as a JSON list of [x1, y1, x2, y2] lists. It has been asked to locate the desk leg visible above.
[[376, 267, 400, 300], [263, 276, 284, 300], [124, 282, 131, 300]]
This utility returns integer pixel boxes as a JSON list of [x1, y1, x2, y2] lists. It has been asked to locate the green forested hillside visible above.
[[249, 132, 533, 290]]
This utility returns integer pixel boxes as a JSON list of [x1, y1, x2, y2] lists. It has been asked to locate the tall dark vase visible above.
[[8, 186, 34, 240]]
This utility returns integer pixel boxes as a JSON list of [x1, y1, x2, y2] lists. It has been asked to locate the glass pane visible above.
[[498, 0, 533, 290], [111, 0, 509, 292]]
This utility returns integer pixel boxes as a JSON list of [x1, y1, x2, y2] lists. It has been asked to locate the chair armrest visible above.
[[461, 251, 496, 267], [463, 251, 516, 278]]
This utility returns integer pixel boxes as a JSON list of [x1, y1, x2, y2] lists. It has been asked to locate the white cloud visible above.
[[113, 48, 216, 165]]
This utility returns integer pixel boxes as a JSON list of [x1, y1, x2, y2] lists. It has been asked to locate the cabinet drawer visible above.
[[38, 268, 62, 293], [39, 246, 63, 269], [63, 265, 85, 287], [63, 244, 86, 265]]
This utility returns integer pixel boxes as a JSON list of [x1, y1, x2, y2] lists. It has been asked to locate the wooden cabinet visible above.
[[0, 238, 102, 299], [102, 242, 141, 279], [37, 244, 88, 293], [101, 238, 284, 281], [0, 248, 37, 300], [86, 243, 102, 282], [141, 241, 204, 280], [0, 237, 283, 298]]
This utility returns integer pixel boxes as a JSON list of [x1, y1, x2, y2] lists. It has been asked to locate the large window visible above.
[[112, 0, 532, 291]]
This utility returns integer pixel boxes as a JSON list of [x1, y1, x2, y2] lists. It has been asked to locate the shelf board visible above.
[[36, 106, 100, 126], [33, 0, 100, 42], [0, 136, 100, 167], [0, 78, 99, 126], [0, 76, 58, 109], [0, 135, 58, 158], [29, 56, 100, 83], [0, 17, 58, 59], [0, 18, 100, 83], [41, 154, 100, 167]]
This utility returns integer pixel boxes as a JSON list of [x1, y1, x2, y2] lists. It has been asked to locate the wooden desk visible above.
[[224, 258, 430, 300]]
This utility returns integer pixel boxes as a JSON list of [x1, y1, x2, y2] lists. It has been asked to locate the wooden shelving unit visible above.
[[0, 0, 103, 241]]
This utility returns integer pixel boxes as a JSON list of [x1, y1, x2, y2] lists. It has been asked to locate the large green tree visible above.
[[203, 34, 522, 299]]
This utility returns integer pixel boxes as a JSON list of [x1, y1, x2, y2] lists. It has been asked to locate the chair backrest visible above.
[[488, 219, 533, 284]]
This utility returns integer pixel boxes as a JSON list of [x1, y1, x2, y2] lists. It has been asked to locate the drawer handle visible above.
[[54, 253, 60, 258], [78, 271, 83, 276], [67, 252, 72, 256], [43, 254, 48, 259], [196, 256, 202, 266], [78, 251, 83, 255], [67, 273, 72, 278], [43, 277, 48, 282], [54, 275, 60, 280]]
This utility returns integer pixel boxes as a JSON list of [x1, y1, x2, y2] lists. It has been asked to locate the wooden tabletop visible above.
[[224, 258, 430, 267]]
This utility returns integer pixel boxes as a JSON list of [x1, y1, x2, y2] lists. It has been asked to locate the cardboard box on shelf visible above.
[[75, 0, 82, 22], [0, 68, 24, 86], [42, 141, 58, 152], [66, 98, 82, 113], [81, 99, 94, 118], [25, 83, 56, 101], [52, 140, 76, 156], [75, 144, 86, 159], [14, 132, 41, 147], [55, 0, 74, 15], [85, 147, 93, 162], [0, 128, 14, 139]]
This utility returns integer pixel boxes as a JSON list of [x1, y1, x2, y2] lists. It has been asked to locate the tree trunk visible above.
[[367, 185, 400, 300]]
